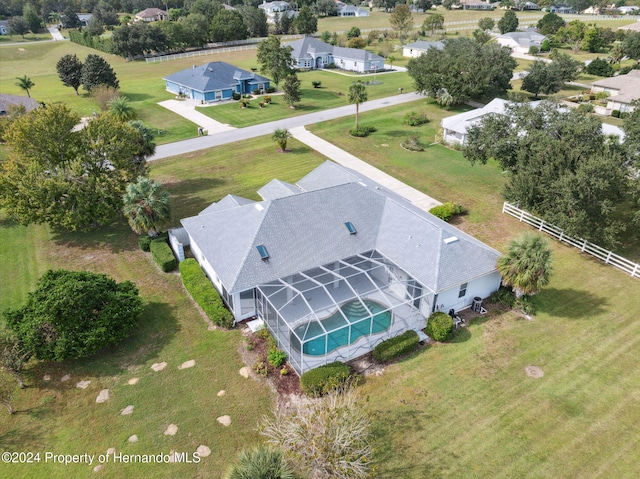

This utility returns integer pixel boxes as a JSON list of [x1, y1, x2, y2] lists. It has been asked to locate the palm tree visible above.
[[122, 176, 171, 236], [225, 446, 295, 479], [109, 96, 137, 122], [272, 128, 292, 152], [436, 88, 453, 110], [348, 81, 368, 131], [497, 233, 553, 297], [15, 75, 34, 98]]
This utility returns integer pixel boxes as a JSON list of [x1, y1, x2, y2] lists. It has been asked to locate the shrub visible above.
[[620, 111, 629, 119], [349, 126, 377, 137], [490, 286, 515, 308], [252, 359, 268, 377], [372, 330, 419, 363], [578, 102, 594, 113], [347, 37, 367, 49], [179, 258, 234, 328], [311, 81, 321, 88], [240, 99, 250, 108], [138, 235, 152, 252], [232, 92, 241, 100], [528, 45, 539, 55], [540, 39, 550, 52], [401, 136, 425, 151], [612, 109, 620, 118], [515, 295, 536, 315], [585, 57, 614, 77], [429, 202, 467, 222], [265, 86, 276, 93], [150, 238, 176, 272], [300, 361, 352, 397], [259, 102, 265, 108], [264, 95, 272, 103], [425, 312, 453, 342], [267, 347, 287, 368], [403, 111, 429, 126]]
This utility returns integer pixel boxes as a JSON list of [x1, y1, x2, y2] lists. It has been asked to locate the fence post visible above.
[[581, 239, 588, 252], [633, 264, 639, 278], [605, 252, 611, 264], [539, 220, 544, 231], [519, 208, 525, 222]]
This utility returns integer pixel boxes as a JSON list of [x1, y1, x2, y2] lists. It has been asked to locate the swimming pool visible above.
[[291, 299, 392, 356]]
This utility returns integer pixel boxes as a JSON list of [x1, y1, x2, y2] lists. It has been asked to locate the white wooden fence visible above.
[[502, 202, 640, 279]]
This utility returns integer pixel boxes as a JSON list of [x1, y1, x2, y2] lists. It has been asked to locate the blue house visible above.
[[163, 62, 271, 102]]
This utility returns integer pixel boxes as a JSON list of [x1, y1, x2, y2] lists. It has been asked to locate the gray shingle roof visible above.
[[285, 37, 384, 64], [163, 62, 270, 93], [403, 41, 445, 51], [199, 194, 255, 215], [258, 179, 301, 200], [182, 161, 501, 294], [0, 94, 39, 115]]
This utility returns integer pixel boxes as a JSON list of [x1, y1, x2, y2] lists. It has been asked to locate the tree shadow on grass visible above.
[[27, 301, 180, 386], [534, 288, 608, 319], [50, 221, 138, 254], [164, 177, 227, 219], [123, 92, 153, 102]]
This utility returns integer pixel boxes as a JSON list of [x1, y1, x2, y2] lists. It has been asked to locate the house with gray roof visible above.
[[174, 161, 502, 374], [285, 37, 384, 72], [402, 40, 445, 58], [163, 62, 271, 102], [0, 94, 40, 115], [496, 31, 547, 54], [259, 1, 298, 23], [134, 7, 168, 22], [591, 70, 640, 115]]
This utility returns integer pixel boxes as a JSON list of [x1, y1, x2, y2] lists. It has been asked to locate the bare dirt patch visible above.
[[525, 366, 544, 378]]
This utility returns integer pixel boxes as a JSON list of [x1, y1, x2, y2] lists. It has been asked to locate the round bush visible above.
[[4, 270, 143, 361], [425, 312, 453, 342], [300, 362, 352, 397]]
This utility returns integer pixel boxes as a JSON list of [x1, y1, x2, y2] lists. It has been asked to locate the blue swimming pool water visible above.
[[291, 299, 392, 356]]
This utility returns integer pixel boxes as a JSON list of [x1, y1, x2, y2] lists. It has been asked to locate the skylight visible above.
[[344, 222, 357, 235], [256, 245, 269, 260]]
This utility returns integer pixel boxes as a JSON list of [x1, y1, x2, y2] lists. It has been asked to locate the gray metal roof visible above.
[[182, 161, 501, 294], [163, 62, 270, 93]]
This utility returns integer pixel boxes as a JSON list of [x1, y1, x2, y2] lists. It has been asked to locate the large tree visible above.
[[389, 4, 413, 38], [282, 73, 301, 108], [463, 101, 636, 247], [422, 14, 444, 36], [536, 12, 565, 35], [521, 55, 581, 98], [497, 10, 518, 34], [210, 10, 249, 43], [4, 270, 143, 362], [239, 6, 268, 38], [623, 31, 640, 60], [407, 38, 517, 105], [8, 16, 30, 37], [623, 100, 640, 169], [478, 17, 495, 32], [123, 176, 171, 236], [348, 81, 368, 130], [296, 5, 317, 35], [556, 20, 586, 53], [257, 36, 294, 89], [56, 54, 84, 95], [0, 104, 149, 231], [23, 3, 42, 33], [498, 234, 553, 297], [81, 54, 119, 92], [62, 7, 81, 29], [112, 23, 168, 59]]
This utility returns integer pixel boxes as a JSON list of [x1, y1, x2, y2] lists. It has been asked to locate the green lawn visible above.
[[195, 69, 411, 127], [308, 102, 640, 478], [0, 137, 326, 478], [0, 32, 53, 43]]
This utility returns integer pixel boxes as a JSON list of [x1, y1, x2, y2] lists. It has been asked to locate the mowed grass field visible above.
[[0, 138, 325, 479], [308, 102, 640, 478]]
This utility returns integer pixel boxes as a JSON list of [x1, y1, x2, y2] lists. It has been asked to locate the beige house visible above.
[[591, 70, 640, 115], [134, 8, 168, 22]]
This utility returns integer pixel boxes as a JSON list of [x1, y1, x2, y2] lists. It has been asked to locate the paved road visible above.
[[150, 92, 424, 161]]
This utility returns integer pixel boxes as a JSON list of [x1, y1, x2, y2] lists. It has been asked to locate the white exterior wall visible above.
[[433, 271, 501, 313], [443, 128, 465, 145], [403, 47, 426, 58]]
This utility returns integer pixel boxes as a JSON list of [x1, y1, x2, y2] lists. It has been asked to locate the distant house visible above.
[[259, 1, 298, 24], [496, 31, 547, 54], [77, 13, 92, 26], [286, 37, 384, 72], [618, 6, 640, 14], [0, 20, 8, 35], [336, 2, 370, 17], [523, 1, 539, 9], [402, 40, 444, 58], [134, 8, 168, 22], [173, 161, 502, 375], [591, 70, 640, 115], [548, 4, 574, 13], [440, 98, 626, 145], [0, 94, 40, 115], [163, 62, 271, 102], [459, 0, 495, 10]]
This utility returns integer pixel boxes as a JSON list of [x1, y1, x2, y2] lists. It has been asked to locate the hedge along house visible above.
[[163, 62, 271, 102], [286, 37, 385, 73], [176, 162, 502, 374]]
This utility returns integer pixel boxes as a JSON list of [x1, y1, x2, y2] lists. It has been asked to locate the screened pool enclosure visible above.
[[255, 250, 432, 375]]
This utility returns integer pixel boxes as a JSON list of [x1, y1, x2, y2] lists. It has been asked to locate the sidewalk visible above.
[[158, 99, 236, 134], [290, 126, 441, 213]]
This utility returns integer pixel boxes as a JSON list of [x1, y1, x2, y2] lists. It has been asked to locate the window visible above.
[[344, 222, 357, 235], [256, 245, 269, 260], [458, 283, 467, 298]]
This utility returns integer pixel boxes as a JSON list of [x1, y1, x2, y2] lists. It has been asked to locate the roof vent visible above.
[[344, 222, 357, 235], [444, 236, 459, 245], [255, 204, 264, 212], [256, 245, 269, 260]]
